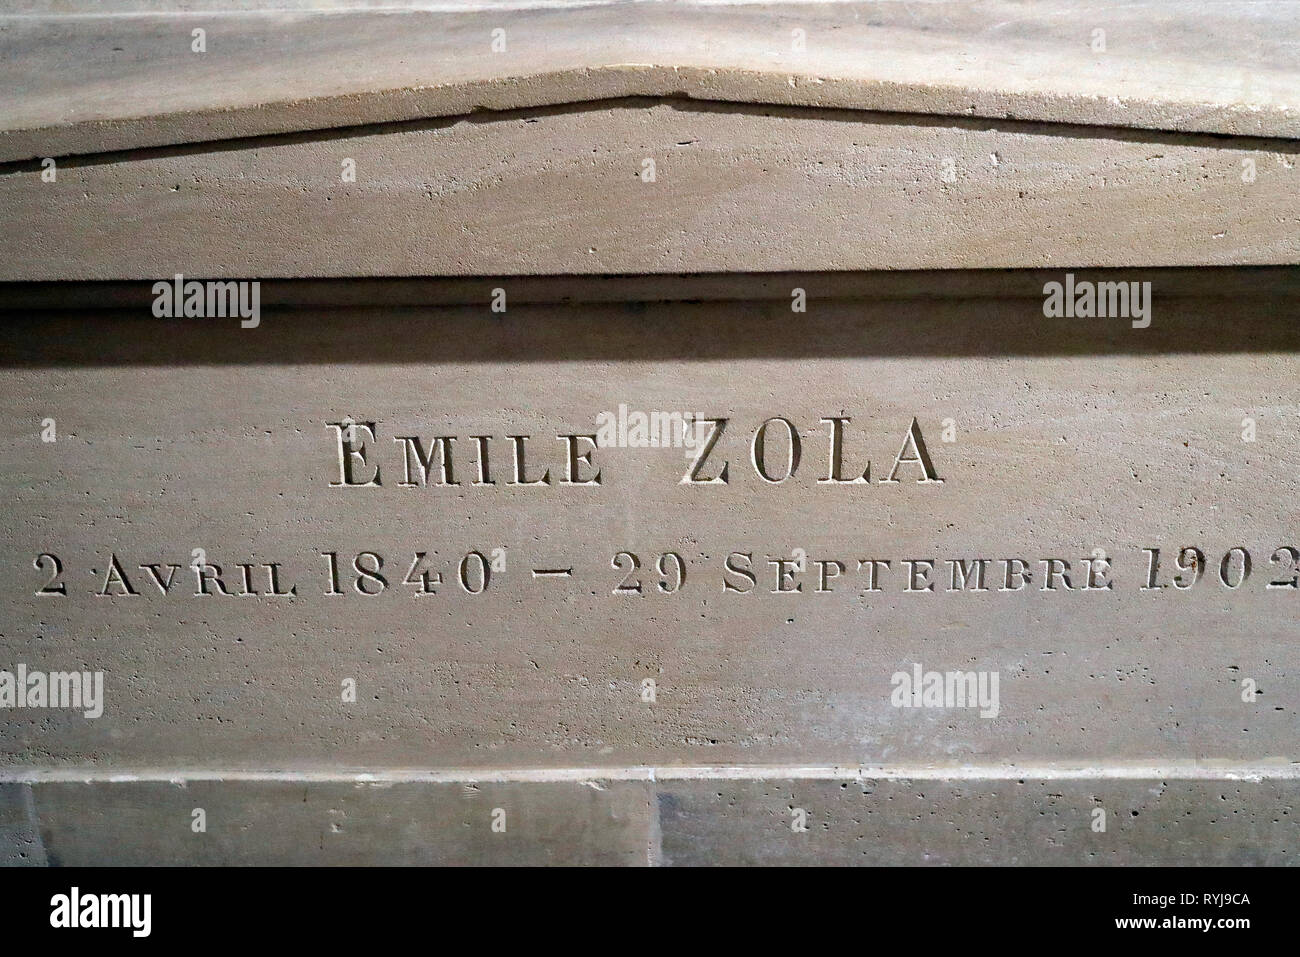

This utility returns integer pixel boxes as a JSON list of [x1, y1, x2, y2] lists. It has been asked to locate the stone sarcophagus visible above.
[[0, 0, 1297, 865]]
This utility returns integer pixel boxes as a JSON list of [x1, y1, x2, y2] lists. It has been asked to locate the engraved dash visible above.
[[532, 568, 573, 578]]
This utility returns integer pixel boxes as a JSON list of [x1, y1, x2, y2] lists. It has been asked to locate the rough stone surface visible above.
[[2, 780, 654, 865], [3, 1, 1298, 867], [7, 0, 1300, 164], [3, 776, 1294, 865], [1, 291, 1297, 772], [654, 777, 1300, 866], [4, 100, 1298, 280], [0, 784, 44, 866], [3, 1, 1299, 163]]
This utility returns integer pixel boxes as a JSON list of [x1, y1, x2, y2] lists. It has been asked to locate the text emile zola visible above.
[[327, 416, 941, 487]]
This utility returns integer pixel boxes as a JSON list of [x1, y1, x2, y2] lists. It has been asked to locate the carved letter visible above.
[[819, 417, 869, 483], [394, 436, 459, 487], [327, 421, 380, 487], [508, 435, 551, 486], [723, 552, 756, 593], [752, 417, 801, 484], [559, 434, 602, 485], [681, 418, 729, 485], [882, 418, 942, 484]]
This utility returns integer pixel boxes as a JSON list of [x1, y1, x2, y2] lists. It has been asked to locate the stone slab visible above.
[[654, 776, 1300, 866], [4, 101, 1297, 279], [4, 774, 1295, 865], [1, 285, 1297, 772], [1, 779, 655, 865], [3, 1, 1299, 164]]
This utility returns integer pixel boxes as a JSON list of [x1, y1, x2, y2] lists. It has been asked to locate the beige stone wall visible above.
[[2, 1, 1298, 865]]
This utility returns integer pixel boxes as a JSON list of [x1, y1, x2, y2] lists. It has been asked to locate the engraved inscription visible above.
[[327, 415, 942, 488], [31, 544, 1300, 600]]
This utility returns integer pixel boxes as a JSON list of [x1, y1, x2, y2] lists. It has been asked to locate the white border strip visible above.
[[2, 764, 1298, 785]]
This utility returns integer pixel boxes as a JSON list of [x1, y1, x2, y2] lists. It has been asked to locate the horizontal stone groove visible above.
[[4, 764, 1299, 784], [3, 267, 1300, 312]]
